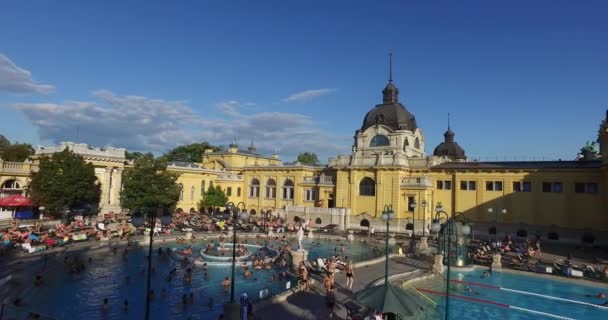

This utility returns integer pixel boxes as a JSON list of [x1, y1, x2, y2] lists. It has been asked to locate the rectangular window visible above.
[[249, 186, 259, 198], [542, 182, 562, 193], [575, 182, 599, 194], [513, 181, 532, 192], [266, 187, 276, 199], [304, 189, 317, 201], [486, 181, 503, 191], [227, 187, 232, 197], [237, 187, 241, 197], [283, 187, 294, 200], [460, 181, 476, 191], [437, 180, 452, 190]]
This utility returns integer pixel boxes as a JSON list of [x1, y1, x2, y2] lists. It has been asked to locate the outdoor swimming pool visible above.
[[412, 269, 608, 320], [7, 237, 383, 319]]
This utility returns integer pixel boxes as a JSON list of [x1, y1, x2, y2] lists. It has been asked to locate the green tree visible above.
[[125, 151, 144, 161], [0, 134, 10, 152], [120, 153, 181, 210], [296, 152, 320, 165], [0, 143, 35, 162], [199, 185, 228, 208], [29, 149, 101, 213], [162, 142, 220, 163]]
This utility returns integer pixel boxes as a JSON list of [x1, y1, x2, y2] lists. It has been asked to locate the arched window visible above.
[[294, 216, 300, 223], [404, 137, 409, 148], [414, 137, 420, 149], [0, 179, 23, 197], [249, 209, 257, 215], [265, 179, 276, 199], [360, 219, 370, 227], [1, 180, 21, 189], [315, 217, 322, 225], [282, 179, 294, 200], [359, 177, 376, 196], [249, 178, 260, 198], [201, 180, 206, 196], [177, 183, 184, 201], [369, 135, 390, 147], [190, 186, 195, 201]]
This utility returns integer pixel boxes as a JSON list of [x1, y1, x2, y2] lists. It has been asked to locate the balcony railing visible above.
[[216, 174, 244, 182], [302, 176, 334, 185], [400, 176, 433, 188], [0, 161, 38, 174]]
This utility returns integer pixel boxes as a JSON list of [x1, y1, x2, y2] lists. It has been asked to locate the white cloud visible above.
[[13, 91, 350, 160], [284, 88, 336, 102], [0, 53, 54, 94]]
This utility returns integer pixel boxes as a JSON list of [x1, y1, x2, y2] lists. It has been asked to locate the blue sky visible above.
[[1, 0, 607, 162]]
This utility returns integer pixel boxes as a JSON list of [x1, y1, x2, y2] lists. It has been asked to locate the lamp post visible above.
[[421, 200, 427, 237], [131, 208, 172, 320], [431, 203, 451, 320], [225, 201, 247, 303], [381, 205, 394, 287], [487, 208, 507, 253], [408, 200, 417, 255]]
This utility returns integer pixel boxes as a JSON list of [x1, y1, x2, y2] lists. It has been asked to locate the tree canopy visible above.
[[29, 149, 100, 213], [199, 185, 228, 209], [296, 152, 320, 165], [125, 151, 144, 161], [162, 142, 220, 163], [120, 153, 181, 210], [0, 134, 34, 162]]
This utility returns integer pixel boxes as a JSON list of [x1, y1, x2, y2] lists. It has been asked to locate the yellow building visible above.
[[1, 77, 606, 244]]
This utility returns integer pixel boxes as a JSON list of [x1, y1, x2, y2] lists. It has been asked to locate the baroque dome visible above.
[[361, 80, 418, 132]]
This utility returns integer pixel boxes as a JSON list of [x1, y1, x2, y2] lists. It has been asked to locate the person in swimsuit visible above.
[[345, 260, 355, 291]]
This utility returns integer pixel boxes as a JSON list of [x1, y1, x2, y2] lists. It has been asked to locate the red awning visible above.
[[0, 195, 32, 207]]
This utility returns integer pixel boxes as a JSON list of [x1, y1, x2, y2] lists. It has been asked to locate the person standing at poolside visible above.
[[345, 260, 355, 291]]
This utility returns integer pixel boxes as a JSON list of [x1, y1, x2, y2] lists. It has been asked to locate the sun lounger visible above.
[[316, 258, 329, 272]]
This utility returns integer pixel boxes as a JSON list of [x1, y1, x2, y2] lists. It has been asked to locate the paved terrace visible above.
[[255, 255, 432, 320]]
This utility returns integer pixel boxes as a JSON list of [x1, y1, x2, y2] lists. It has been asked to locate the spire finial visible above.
[[233, 136, 237, 145], [448, 112, 451, 130], [388, 51, 393, 82]]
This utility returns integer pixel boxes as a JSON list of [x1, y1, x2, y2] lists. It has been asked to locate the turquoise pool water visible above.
[[414, 269, 608, 320], [12, 237, 380, 319]]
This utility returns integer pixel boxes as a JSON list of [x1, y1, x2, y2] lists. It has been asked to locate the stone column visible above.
[[102, 167, 112, 206], [289, 249, 308, 273], [419, 236, 428, 250], [110, 168, 123, 206], [491, 253, 502, 270], [433, 254, 444, 274]]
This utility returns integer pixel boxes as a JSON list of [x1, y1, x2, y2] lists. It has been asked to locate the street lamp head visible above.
[[431, 220, 441, 233], [131, 210, 144, 227], [160, 208, 172, 226], [461, 224, 471, 235], [381, 208, 394, 221], [240, 210, 249, 220], [501, 208, 507, 214], [410, 201, 417, 209], [225, 202, 235, 211], [435, 202, 443, 213], [421, 200, 427, 208], [487, 208, 493, 214]]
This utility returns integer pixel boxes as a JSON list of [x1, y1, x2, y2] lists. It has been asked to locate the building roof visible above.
[[361, 80, 418, 132], [433, 126, 466, 160], [432, 160, 602, 170], [205, 149, 276, 160]]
